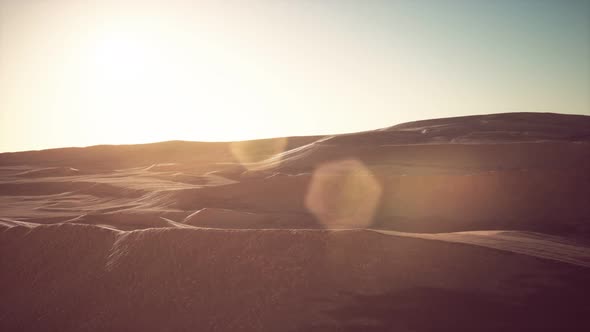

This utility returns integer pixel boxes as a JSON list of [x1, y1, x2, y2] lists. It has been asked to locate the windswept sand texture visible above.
[[1, 113, 590, 331]]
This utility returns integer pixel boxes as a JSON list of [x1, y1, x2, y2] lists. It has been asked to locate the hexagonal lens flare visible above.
[[305, 159, 382, 228]]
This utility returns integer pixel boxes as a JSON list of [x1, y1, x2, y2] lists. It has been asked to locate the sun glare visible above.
[[74, 20, 275, 145], [92, 33, 154, 81], [1, 0, 588, 152]]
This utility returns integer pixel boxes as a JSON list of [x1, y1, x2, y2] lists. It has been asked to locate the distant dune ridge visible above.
[[1, 112, 590, 331]]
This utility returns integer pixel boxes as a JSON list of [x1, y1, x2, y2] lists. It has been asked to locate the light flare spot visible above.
[[305, 159, 382, 228], [230, 137, 288, 170]]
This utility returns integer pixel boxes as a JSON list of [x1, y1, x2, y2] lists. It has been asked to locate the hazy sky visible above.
[[1, 0, 589, 152]]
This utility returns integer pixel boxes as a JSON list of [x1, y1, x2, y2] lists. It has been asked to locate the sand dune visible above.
[[1, 223, 589, 331], [1, 113, 589, 331], [371, 229, 590, 267]]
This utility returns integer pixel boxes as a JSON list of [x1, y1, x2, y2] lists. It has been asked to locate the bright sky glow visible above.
[[1, 0, 589, 152]]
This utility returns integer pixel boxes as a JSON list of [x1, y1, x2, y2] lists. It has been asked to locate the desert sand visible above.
[[1, 112, 590, 331]]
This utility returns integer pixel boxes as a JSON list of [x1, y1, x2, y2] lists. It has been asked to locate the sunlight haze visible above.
[[1, 0, 589, 152]]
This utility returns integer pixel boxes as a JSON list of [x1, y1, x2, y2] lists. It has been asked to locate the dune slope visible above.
[[1, 112, 590, 331], [1, 223, 589, 332]]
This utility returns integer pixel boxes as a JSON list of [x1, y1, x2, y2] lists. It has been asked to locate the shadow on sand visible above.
[[301, 280, 590, 332]]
